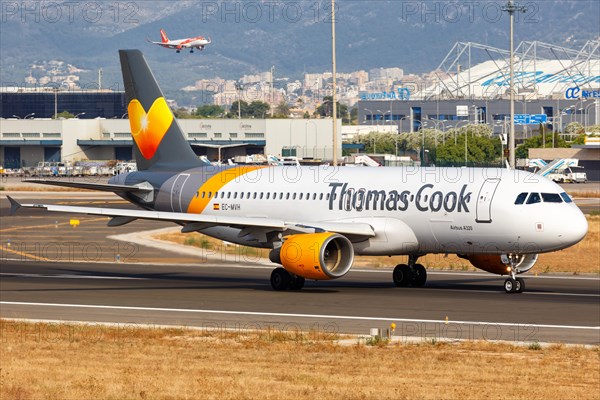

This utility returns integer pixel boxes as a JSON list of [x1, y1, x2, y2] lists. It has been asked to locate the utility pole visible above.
[[331, 0, 338, 166], [502, 0, 527, 169], [235, 82, 243, 119], [270, 66, 275, 117]]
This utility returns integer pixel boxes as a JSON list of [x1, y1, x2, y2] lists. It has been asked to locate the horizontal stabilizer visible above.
[[23, 180, 153, 193]]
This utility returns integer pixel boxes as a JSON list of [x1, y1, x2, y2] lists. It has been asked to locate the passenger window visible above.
[[312, 193, 317, 200], [208, 192, 212, 198], [299, 193, 303, 200], [293, 193, 297, 200], [560, 192, 573, 203], [526, 192, 541, 204], [233, 192, 238, 199], [266, 193, 270, 200], [240, 193, 244, 199], [326, 194, 330, 200], [253, 193, 257, 199], [279, 193, 283, 200], [541, 193, 562, 203], [514, 192, 528, 205], [260, 193, 264, 199], [286, 193, 290, 200], [227, 192, 231, 199], [319, 193, 323, 200]]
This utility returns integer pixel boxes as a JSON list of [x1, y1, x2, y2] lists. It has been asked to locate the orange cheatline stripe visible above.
[[187, 166, 267, 214]]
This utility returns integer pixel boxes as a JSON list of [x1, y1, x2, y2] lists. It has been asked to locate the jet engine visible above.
[[269, 232, 354, 280], [462, 254, 538, 275]]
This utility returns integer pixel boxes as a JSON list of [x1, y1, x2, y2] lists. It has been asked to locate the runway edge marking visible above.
[[1, 301, 599, 331]]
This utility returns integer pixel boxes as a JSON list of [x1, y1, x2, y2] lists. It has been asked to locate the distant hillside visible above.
[[1, 0, 598, 101]]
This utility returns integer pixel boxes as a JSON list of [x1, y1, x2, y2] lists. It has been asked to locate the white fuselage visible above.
[[148, 166, 588, 256]]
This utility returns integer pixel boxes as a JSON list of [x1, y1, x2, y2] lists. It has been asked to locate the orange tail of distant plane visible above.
[[159, 29, 169, 43]]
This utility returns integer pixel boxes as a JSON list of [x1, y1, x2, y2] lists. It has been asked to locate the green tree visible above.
[[195, 104, 224, 118], [274, 100, 290, 118], [54, 110, 75, 119], [315, 96, 348, 121], [515, 134, 569, 159], [248, 101, 271, 118], [564, 122, 584, 140], [436, 133, 501, 165], [173, 108, 198, 119], [229, 100, 249, 118]]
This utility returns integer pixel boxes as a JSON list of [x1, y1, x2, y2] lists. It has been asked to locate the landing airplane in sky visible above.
[[148, 29, 211, 53], [9, 50, 588, 294]]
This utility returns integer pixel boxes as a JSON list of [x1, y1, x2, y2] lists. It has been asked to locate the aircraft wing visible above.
[[22, 179, 153, 193], [7, 196, 376, 239]]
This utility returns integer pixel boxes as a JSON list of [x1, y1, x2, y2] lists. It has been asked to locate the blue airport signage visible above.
[[514, 114, 548, 125], [360, 87, 410, 101], [565, 87, 600, 100]]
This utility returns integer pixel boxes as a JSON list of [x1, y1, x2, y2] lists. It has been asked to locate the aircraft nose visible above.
[[558, 207, 588, 247]]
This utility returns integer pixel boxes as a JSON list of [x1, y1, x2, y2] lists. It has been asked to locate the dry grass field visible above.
[[156, 215, 600, 274], [1, 320, 598, 400]]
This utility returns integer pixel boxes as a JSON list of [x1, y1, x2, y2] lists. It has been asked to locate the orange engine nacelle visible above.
[[462, 254, 538, 275], [269, 232, 354, 280]]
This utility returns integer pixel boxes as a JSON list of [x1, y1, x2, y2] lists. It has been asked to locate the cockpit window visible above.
[[526, 192, 541, 204], [541, 193, 563, 203], [514, 192, 528, 205], [560, 192, 573, 203]]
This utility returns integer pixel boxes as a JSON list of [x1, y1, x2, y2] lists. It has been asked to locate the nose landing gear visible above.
[[504, 255, 526, 293]]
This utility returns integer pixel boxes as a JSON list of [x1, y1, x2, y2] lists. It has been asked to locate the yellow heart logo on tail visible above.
[[128, 97, 173, 160]]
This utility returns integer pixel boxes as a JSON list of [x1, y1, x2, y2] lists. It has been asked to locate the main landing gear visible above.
[[393, 255, 427, 287], [270, 267, 305, 291]]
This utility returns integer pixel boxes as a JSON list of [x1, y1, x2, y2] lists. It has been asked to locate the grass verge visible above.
[[1, 320, 598, 400]]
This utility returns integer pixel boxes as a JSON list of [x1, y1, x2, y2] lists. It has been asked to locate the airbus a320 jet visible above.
[[148, 29, 211, 53], [8, 50, 588, 294]]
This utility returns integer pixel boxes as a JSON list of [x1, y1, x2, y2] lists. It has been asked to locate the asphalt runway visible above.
[[1, 193, 599, 345]]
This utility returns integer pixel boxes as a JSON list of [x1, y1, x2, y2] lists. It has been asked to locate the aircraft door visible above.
[[170, 173, 190, 212], [475, 178, 501, 223]]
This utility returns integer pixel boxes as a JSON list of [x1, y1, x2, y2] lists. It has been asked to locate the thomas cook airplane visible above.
[[8, 50, 588, 294]]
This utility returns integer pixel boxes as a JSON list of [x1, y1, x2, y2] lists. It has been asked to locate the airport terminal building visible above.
[[358, 41, 600, 136], [0, 118, 341, 168], [1, 88, 126, 119]]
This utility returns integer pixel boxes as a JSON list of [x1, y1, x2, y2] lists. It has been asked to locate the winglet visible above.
[[6, 196, 21, 216]]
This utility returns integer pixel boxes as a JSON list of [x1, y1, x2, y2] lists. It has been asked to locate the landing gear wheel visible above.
[[393, 264, 412, 287], [413, 264, 427, 287], [515, 278, 525, 293], [289, 275, 305, 290], [271, 268, 291, 291], [504, 278, 517, 293]]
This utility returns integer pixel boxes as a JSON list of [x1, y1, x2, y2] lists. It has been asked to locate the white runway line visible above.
[[0, 273, 147, 280], [1, 301, 599, 331]]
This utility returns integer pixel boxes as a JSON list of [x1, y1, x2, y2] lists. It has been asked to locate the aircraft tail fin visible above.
[[160, 29, 169, 43], [119, 49, 201, 171]]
